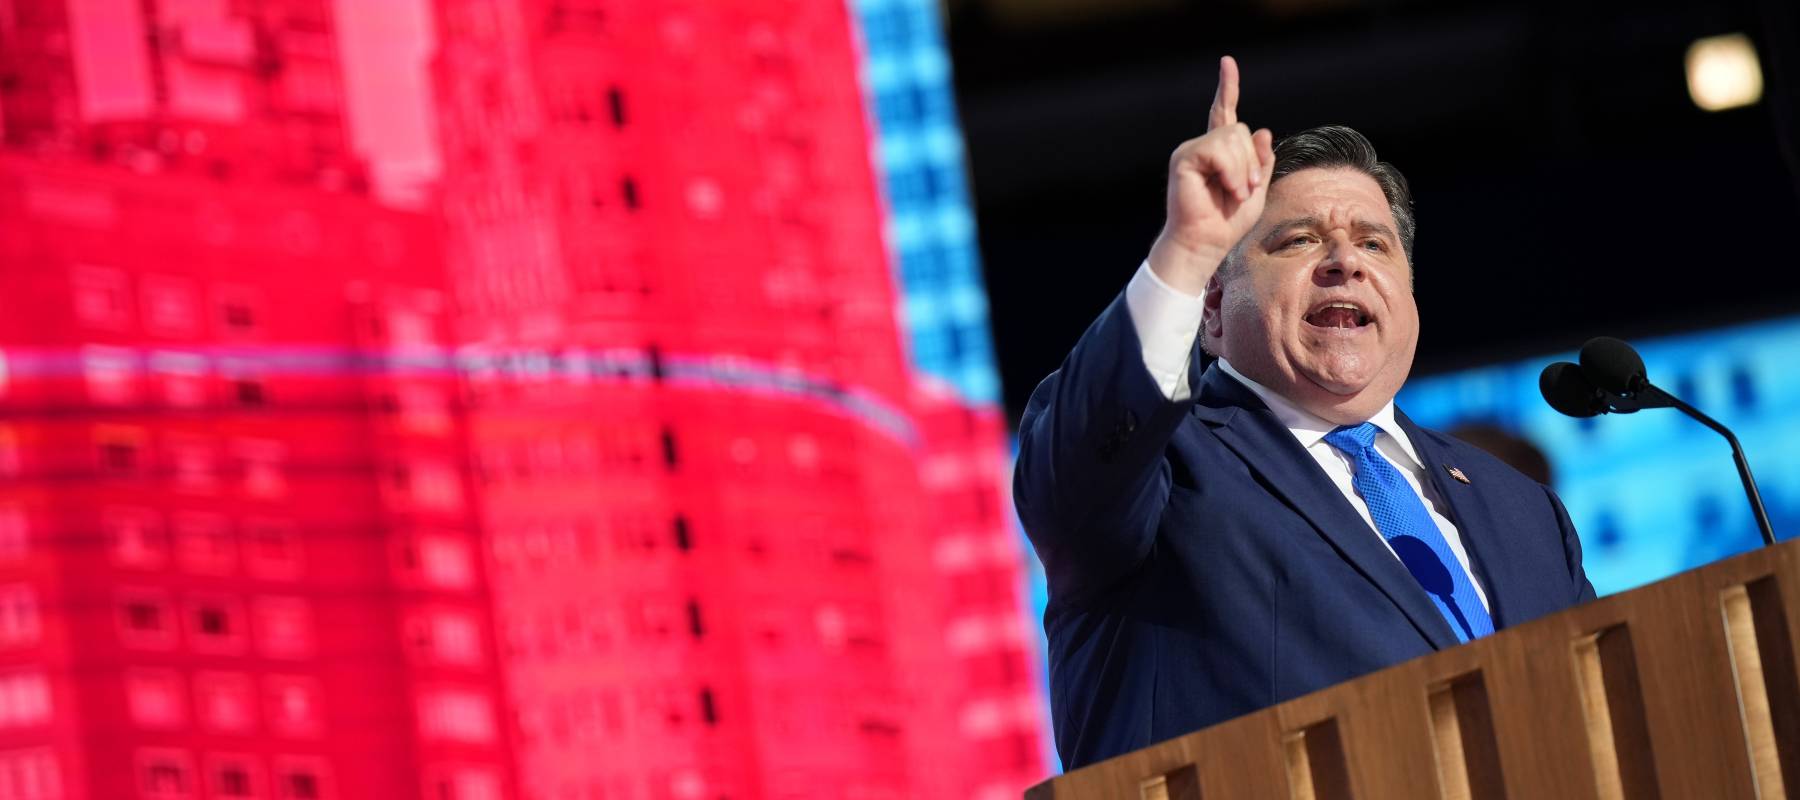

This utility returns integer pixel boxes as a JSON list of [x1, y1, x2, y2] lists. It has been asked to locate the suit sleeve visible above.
[[1545, 484, 1598, 603], [1014, 290, 1202, 602]]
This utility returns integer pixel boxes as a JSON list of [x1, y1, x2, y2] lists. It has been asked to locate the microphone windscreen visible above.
[[1540, 361, 1605, 418], [1580, 337, 1647, 395]]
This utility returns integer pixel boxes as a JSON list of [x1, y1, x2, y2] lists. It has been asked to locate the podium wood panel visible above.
[[1028, 539, 1800, 799]]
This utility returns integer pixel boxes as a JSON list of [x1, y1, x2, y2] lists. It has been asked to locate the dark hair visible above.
[[1270, 125, 1415, 260]]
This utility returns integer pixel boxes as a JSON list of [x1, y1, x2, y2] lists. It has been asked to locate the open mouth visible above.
[[1303, 300, 1373, 329]]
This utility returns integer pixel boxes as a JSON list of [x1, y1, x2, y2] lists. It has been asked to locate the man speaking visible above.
[[1013, 56, 1596, 769]]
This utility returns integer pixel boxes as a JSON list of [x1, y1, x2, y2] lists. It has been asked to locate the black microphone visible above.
[[1576, 336, 1674, 410], [1537, 360, 1655, 418], [1538, 362, 1607, 418], [1560, 337, 1776, 547]]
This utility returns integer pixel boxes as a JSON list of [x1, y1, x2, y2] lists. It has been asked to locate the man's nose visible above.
[[1314, 234, 1367, 284]]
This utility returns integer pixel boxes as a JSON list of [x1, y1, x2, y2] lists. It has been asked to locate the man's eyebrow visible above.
[[1259, 217, 1318, 245], [1350, 218, 1399, 241], [1259, 216, 1398, 243]]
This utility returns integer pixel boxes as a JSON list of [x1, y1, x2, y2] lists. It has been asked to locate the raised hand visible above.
[[1148, 56, 1276, 296]]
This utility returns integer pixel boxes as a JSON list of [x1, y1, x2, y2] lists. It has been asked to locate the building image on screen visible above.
[[0, 0, 1049, 798]]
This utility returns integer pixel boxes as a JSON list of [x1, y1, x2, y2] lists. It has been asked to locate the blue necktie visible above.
[[1324, 423, 1494, 643]]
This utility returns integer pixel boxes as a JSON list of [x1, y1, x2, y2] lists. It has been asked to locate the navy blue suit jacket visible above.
[[1014, 293, 1596, 769]]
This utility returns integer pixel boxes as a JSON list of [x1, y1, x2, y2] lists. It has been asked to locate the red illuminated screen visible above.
[[0, 1, 1046, 798]]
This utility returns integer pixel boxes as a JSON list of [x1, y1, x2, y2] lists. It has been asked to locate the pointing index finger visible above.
[[1209, 55, 1240, 131]]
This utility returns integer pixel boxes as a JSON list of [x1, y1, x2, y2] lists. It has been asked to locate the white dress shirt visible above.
[[1122, 261, 1489, 609]]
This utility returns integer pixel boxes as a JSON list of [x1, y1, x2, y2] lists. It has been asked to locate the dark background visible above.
[[944, 0, 1800, 421]]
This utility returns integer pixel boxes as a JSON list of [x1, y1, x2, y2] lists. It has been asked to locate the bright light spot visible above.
[[815, 605, 846, 647], [686, 179, 723, 218], [670, 770, 705, 800], [788, 435, 819, 470], [1686, 33, 1763, 112]]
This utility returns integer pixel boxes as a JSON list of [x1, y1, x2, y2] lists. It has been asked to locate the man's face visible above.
[[1204, 166, 1418, 424]]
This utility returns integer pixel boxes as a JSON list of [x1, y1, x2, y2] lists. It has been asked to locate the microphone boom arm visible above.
[[1547, 338, 1779, 548], [1640, 385, 1779, 547]]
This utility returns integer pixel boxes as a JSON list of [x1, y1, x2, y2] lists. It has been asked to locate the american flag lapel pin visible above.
[[1445, 465, 1471, 485]]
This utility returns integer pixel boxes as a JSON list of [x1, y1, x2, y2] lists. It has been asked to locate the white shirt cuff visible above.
[[1124, 260, 1205, 401]]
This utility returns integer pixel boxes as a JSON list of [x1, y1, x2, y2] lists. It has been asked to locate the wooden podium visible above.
[[1027, 539, 1800, 799]]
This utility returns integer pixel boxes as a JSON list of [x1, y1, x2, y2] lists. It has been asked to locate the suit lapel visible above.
[[1395, 410, 1517, 629], [1194, 368, 1462, 650]]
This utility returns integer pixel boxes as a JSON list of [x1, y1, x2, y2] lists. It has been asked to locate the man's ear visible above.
[[1202, 272, 1226, 342]]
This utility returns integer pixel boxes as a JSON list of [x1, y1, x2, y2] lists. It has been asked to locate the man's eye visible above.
[[1281, 235, 1316, 249], [1361, 239, 1386, 251]]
